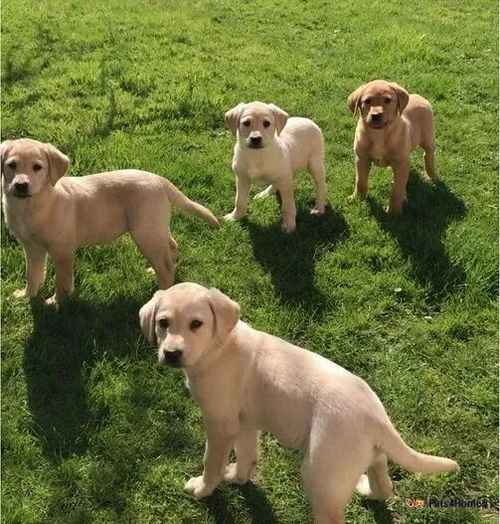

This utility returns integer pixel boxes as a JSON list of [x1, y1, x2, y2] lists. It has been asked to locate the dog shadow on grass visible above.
[[204, 485, 394, 524], [243, 203, 349, 317], [22, 296, 144, 460], [204, 481, 278, 524], [367, 174, 467, 304], [361, 500, 396, 523], [22, 292, 197, 465]]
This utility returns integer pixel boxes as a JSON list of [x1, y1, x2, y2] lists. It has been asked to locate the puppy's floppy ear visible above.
[[43, 142, 70, 186], [224, 103, 246, 137], [268, 103, 289, 135], [0, 140, 13, 176], [348, 84, 366, 116], [139, 291, 162, 345], [389, 82, 409, 114], [206, 288, 240, 342]]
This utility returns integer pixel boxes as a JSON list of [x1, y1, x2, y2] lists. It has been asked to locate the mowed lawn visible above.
[[1, 1, 497, 523]]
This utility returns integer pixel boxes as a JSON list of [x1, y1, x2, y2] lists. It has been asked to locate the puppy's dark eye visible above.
[[383, 97, 391, 104], [364, 98, 372, 105], [190, 319, 203, 330], [33, 163, 42, 172], [6, 161, 16, 170], [263, 120, 271, 128], [242, 119, 251, 127], [158, 318, 169, 329]]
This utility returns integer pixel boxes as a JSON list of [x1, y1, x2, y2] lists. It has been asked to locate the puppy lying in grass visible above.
[[140, 282, 458, 524], [348, 80, 436, 214], [1, 139, 219, 306], [224, 101, 327, 233]]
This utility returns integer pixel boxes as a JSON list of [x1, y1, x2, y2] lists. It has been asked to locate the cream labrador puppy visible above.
[[348, 80, 436, 214], [224, 101, 327, 233], [1, 138, 219, 306], [140, 283, 458, 524]]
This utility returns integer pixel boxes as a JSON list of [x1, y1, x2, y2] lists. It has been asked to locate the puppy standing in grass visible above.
[[140, 283, 458, 524], [1, 139, 219, 306], [224, 101, 327, 233], [348, 80, 436, 214]]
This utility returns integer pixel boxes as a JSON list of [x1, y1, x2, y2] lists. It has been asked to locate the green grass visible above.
[[1, 1, 498, 522]]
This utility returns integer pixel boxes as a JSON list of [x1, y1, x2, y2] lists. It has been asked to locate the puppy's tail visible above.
[[379, 421, 459, 474], [164, 180, 219, 227]]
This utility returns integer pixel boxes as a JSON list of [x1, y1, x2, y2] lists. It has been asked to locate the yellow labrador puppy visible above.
[[140, 283, 458, 524], [224, 101, 327, 233], [1, 139, 219, 306], [348, 80, 436, 214]]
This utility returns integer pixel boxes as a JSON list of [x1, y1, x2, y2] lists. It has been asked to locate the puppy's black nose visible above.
[[163, 349, 183, 367], [14, 182, 29, 194], [250, 136, 262, 146], [372, 113, 383, 122]]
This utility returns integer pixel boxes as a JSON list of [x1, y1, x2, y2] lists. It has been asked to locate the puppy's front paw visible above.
[[348, 191, 366, 202], [254, 185, 274, 200], [310, 204, 325, 216], [223, 463, 250, 485], [223, 210, 243, 222], [386, 206, 401, 216], [386, 200, 406, 216], [355, 473, 393, 500], [355, 474, 372, 497], [45, 294, 61, 310], [281, 220, 296, 234], [184, 476, 215, 499], [13, 288, 27, 299]]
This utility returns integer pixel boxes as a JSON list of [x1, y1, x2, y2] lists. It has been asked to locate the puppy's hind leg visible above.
[[224, 428, 259, 484], [355, 451, 393, 500], [302, 454, 351, 524], [254, 184, 275, 200], [145, 235, 178, 280], [302, 425, 371, 524], [420, 111, 437, 181], [423, 142, 437, 181], [132, 226, 175, 289], [308, 156, 327, 215], [169, 235, 178, 263]]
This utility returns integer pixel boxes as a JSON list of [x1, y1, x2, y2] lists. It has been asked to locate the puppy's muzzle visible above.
[[13, 181, 31, 198], [248, 136, 263, 149], [162, 349, 183, 368], [369, 113, 385, 128]]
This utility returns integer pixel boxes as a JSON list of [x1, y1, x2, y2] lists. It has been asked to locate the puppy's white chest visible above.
[[247, 165, 274, 185], [235, 147, 287, 185], [2, 195, 50, 245], [3, 198, 31, 241]]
